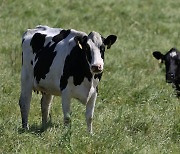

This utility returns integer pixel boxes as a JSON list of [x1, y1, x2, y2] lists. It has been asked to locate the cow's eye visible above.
[[100, 45, 105, 52], [84, 44, 90, 51]]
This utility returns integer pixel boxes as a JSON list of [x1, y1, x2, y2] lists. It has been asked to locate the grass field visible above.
[[0, 0, 180, 153]]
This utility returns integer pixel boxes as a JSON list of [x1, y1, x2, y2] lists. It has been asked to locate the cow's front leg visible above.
[[86, 91, 97, 134], [62, 90, 71, 126], [41, 93, 53, 129]]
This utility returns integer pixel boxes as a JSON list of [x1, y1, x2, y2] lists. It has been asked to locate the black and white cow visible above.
[[153, 48, 180, 95], [20, 25, 117, 133]]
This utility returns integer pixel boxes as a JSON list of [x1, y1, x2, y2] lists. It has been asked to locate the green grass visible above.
[[0, 0, 180, 153]]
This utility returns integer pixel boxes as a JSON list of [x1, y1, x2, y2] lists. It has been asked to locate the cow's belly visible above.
[[33, 78, 61, 96], [33, 76, 98, 104]]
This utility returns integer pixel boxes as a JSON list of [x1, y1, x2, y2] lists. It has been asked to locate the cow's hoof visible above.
[[22, 124, 29, 130]]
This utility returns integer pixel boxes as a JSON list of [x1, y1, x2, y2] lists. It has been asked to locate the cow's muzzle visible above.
[[166, 73, 175, 83], [91, 65, 103, 74]]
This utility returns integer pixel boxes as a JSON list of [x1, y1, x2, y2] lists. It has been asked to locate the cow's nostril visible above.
[[170, 73, 175, 79], [166, 73, 175, 83], [97, 65, 102, 70]]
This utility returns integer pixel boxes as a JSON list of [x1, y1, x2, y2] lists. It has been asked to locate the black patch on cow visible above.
[[84, 44, 92, 64], [34, 42, 57, 83], [30, 33, 46, 54], [100, 45, 105, 60], [60, 45, 92, 91], [94, 73, 102, 81], [22, 38, 25, 45], [52, 29, 71, 43]]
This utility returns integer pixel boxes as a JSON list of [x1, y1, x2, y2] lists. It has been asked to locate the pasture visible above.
[[0, 0, 180, 153]]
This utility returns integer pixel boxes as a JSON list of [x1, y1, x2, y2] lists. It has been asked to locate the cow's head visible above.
[[153, 48, 180, 84], [74, 32, 117, 74]]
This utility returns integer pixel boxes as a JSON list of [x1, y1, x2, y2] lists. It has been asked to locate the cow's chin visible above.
[[166, 78, 180, 85], [174, 78, 180, 85], [166, 79, 173, 84]]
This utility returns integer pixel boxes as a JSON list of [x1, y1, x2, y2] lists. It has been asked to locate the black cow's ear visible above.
[[74, 36, 87, 49], [153, 51, 164, 63], [104, 35, 117, 49]]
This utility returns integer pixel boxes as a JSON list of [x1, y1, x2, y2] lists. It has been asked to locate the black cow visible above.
[[153, 48, 180, 95]]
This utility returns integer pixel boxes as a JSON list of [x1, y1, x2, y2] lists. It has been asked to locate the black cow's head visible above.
[[74, 32, 117, 74], [153, 48, 180, 85]]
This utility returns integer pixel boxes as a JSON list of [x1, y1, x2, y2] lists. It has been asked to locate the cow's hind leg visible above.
[[85, 92, 97, 134], [41, 93, 53, 129], [19, 84, 32, 129]]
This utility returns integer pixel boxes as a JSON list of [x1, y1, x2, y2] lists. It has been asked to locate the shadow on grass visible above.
[[18, 122, 73, 152], [18, 121, 55, 135]]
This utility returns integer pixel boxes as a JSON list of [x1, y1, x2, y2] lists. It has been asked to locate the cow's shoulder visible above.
[[60, 44, 92, 91]]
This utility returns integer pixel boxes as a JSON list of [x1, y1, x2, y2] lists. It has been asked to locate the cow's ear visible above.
[[104, 35, 117, 49], [74, 36, 83, 49], [74, 36, 88, 49], [153, 51, 164, 63]]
